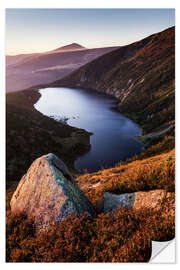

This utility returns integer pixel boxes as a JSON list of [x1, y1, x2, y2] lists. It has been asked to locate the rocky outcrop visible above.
[[10, 153, 94, 233], [100, 190, 175, 217], [53, 27, 175, 136]]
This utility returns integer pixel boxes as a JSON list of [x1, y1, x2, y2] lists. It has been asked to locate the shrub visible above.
[[6, 204, 175, 262]]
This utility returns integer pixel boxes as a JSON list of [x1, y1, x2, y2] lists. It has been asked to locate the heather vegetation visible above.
[[6, 143, 175, 262], [6, 202, 174, 262], [77, 149, 175, 209], [6, 27, 175, 262]]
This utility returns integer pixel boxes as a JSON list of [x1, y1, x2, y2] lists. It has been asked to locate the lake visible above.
[[34, 87, 144, 172]]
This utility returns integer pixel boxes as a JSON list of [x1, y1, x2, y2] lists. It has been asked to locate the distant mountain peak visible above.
[[53, 43, 86, 52]]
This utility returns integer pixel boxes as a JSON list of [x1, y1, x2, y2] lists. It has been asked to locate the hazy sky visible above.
[[6, 9, 175, 55]]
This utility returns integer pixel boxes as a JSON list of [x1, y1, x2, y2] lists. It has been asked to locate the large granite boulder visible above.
[[10, 153, 94, 233], [100, 190, 174, 216]]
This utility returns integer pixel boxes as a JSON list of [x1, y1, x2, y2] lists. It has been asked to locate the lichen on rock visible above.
[[100, 190, 175, 219], [10, 153, 94, 233]]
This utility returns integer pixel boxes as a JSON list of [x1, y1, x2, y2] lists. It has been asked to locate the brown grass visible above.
[[6, 26, 175, 262], [6, 202, 174, 263], [77, 149, 175, 209], [6, 146, 175, 262]]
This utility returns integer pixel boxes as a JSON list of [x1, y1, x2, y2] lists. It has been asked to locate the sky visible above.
[[6, 8, 175, 55]]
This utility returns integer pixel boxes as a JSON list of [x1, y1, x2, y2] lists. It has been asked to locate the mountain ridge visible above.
[[51, 26, 175, 137], [6, 45, 119, 92], [6, 43, 86, 57], [52, 43, 86, 52], [6, 27, 175, 262]]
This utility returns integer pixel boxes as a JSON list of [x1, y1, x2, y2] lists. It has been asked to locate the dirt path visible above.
[[138, 123, 175, 141]]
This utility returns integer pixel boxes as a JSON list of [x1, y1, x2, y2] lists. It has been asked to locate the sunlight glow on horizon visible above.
[[6, 9, 175, 55]]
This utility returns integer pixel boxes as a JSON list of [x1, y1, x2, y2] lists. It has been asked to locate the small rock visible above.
[[100, 190, 174, 216], [100, 192, 135, 213]]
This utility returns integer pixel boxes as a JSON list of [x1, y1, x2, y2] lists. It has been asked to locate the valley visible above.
[[52, 27, 175, 139], [6, 43, 119, 92], [6, 25, 175, 263], [34, 87, 143, 172]]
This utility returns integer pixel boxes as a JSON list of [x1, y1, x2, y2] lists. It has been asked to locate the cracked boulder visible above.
[[10, 153, 94, 233]]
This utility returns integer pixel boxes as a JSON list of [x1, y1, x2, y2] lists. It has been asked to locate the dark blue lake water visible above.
[[34, 87, 144, 172]]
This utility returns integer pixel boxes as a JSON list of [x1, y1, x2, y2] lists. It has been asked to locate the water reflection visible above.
[[35, 87, 143, 172]]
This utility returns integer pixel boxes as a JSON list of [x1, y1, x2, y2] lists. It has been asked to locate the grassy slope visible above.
[[51, 27, 175, 137], [77, 148, 175, 210], [6, 203, 174, 262], [6, 146, 175, 262], [6, 27, 175, 262]]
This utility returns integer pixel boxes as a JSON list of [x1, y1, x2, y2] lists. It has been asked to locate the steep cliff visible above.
[[52, 27, 175, 136]]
